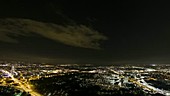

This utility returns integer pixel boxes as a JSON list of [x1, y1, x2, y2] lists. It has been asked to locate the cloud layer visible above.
[[0, 18, 107, 49]]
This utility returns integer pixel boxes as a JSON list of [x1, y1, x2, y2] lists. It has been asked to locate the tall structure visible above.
[[11, 65, 14, 75], [11, 65, 17, 76]]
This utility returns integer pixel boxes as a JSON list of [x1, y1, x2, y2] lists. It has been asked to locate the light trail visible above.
[[0, 69, 42, 96]]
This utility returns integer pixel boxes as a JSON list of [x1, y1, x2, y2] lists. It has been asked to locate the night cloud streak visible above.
[[0, 18, 107, 49]]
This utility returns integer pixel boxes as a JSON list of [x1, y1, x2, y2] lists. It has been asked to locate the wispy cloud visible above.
[[0, 18, 107, 49]]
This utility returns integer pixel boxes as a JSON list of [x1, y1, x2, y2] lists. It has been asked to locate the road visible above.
[[0, 69, 42, 96]]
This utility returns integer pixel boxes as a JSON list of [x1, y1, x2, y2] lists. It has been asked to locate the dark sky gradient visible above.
[[0, 0, 170, 64]]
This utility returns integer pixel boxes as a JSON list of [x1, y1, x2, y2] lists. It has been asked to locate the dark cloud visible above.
[[0, 18, 107, 49]]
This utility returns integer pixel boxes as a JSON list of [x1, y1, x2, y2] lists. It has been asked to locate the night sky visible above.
[[0, 0, 170, 64]]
